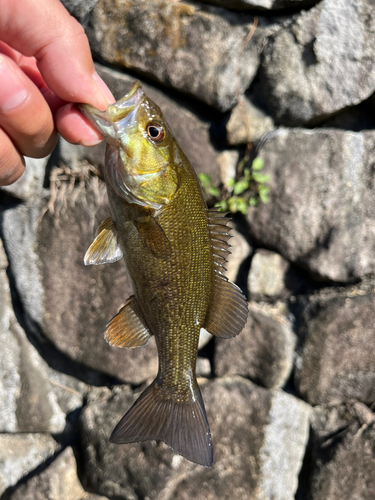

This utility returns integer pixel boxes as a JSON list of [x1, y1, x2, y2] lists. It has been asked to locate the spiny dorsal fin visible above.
[[105, 296, 152, 348], [134, 214, 172, 259], [110, 378, 213, 467], [205, 208, 248, 338], [84, 217, 123, 266]]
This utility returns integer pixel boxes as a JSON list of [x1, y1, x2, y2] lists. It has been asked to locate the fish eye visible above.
[[146, 123, 165, 142]]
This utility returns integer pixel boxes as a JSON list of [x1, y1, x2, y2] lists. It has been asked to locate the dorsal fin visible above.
[[204, 208, 248, 338], [84, 217, 123, 265], [105, 296, 152, 348]]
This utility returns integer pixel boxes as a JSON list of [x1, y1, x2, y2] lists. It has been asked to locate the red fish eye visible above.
[[147, 124, 165, 142]]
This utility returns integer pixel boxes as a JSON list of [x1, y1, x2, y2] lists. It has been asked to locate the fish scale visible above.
[[79, 81, 248, 467]]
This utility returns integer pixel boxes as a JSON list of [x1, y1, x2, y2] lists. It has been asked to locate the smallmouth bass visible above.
[[79, 82, 248, 467]]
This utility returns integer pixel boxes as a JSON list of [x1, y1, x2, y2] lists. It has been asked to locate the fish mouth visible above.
[[78, 81, 144, 142]]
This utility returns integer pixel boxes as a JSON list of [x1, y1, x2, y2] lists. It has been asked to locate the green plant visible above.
[[199, 156, 270, 215]]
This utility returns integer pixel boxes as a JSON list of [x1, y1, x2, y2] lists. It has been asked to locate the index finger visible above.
[[0, 0, 113, 110]]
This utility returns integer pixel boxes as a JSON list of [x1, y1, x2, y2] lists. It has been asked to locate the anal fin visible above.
[[110, 378, 213, 467], [105, 296, 151, 348], [84, 217, 123, 266]]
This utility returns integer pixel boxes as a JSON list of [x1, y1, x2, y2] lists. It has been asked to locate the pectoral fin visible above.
[[84, 217, 123, 266], [105, 296, 152, 348], [134, 215, 172, 259]]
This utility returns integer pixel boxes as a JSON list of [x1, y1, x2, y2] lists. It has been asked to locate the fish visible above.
[[78, 81, 248, 467]]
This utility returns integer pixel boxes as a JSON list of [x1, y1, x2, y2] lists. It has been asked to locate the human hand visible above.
[[0, 0, 114, 186]]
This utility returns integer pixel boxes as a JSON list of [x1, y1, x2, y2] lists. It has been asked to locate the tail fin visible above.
[[110, 379, 213, 467]]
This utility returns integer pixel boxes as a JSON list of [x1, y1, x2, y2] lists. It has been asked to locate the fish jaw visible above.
[[78, 81, 144, 148]]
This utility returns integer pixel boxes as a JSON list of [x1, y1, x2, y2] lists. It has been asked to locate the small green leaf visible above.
[[209, 186, 220, 197], [259, 190, 269, 204], [252, 172, 270, 183], [233, 179, 249, 195], [215, 200, 228, 211], [252, 158, 264, 171], [236, 197, 248, 214], [249, 197, 258, 206], [227, 177, 236, 188], [228, 197, 238, 213], [198, 173, 212, 188], [258, 185, 270, 195]]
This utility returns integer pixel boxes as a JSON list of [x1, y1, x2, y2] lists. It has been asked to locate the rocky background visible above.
[[1, 0, 375, 498]]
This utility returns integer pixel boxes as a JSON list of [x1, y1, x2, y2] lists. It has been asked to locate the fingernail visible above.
[[81, 126, 103, 147], [92, 72, 115, 109], [0, 55, 29, 112]]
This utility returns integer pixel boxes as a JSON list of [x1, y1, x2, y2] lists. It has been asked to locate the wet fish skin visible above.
[[79, 82, 248, 467]]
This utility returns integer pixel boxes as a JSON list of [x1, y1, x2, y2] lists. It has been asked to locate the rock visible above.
[[247, 128, 375, 282], [86, 0, 269, 111], [0, 434, 59, 495], [80, 378, 310, 500], [248, 249, 289, 300], [7, 447, 86, 500], [0, 238, 85, 434], [0, 156, 48, 201], [258, 390, 311, 500], [217, 150, 240, 187], [226, 94, 275, 145], [214, 304, 296, 389], [1, 170, 158, 384], [198, 0, 319, 10], [225, 227, 252, 284], [260, 0, 375, 125], [60, 0, 98, 24], [294, 291, 375, 406], [196, 357, 211, 378], [305, 404, 375, 500]]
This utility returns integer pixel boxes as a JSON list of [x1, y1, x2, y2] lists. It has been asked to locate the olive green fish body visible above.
[[107, 145, 211, 394], [80, 83, 248, 467]]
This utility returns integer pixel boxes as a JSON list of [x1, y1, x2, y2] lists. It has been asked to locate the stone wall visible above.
[[1, 1, 375, 499]]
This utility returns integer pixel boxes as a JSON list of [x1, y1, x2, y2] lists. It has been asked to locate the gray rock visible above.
[[1, 172, 158, 384], [86, 1, 269, 111], [294, 291, 375, 406], [306, 404, 375, 500], [214, 305, 296, 389], [248, 249, 289, 300], [225, 227, 252, 284], [8, 447, 86, 500], [80, 378, 309, 500], [0, 434, 59, 495], [60, 0, 98, 24], [247, 128, 375, 282], [217, 150, 240, 188], [198, 0, 319, 10], [261, 0, 375, 125], [258, 390, 311, 500], [226, 95, 275, 145], [0, 238, 84, 434]]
